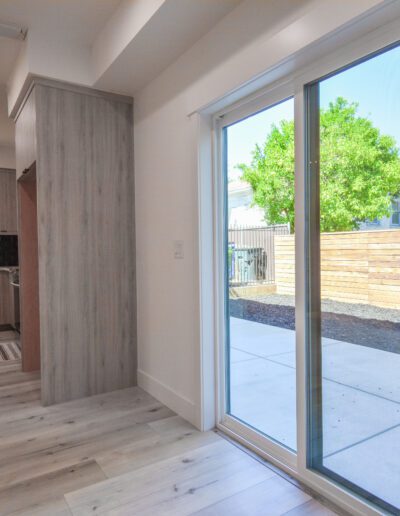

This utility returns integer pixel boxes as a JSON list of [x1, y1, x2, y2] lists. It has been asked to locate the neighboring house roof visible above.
[[228, 180, 266, 228], [228, 180, 253, 195]]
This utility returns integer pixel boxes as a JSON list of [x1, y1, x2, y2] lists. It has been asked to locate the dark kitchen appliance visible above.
[[0, 235, 19, 267]]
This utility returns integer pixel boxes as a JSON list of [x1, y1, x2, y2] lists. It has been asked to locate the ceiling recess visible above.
[[0, 21, 26, 40]]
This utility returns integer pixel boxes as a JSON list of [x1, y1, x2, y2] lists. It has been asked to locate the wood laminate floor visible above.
[[0, 361, 338, 515]]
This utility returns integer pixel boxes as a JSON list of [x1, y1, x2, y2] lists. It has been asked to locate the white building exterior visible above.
[[360, 198, 400, 230], [227, 180, 267, 228]]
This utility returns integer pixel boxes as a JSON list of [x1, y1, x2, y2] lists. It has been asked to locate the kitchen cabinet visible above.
[[0, 169, 17, 233], [0, 270, 13, 326], [14, 79, 136, 405]]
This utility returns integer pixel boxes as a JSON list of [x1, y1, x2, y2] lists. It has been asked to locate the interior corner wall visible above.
[[133, 0, 383, 428], [0, 145, 16, 169], [8, 33, 93, 117]]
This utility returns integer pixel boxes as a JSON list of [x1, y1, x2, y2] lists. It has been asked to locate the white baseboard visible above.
[[137, 369, 197, 427]]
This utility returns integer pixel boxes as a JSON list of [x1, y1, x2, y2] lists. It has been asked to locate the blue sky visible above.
[[227, 44, 400, 180], [227, 99, 293, 180]]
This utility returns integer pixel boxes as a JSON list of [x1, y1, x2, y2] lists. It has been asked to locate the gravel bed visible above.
[[230, 294, 400, 354], [252, 293, 400, 323]]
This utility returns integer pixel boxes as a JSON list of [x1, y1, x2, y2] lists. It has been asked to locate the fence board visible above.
[[275, 229, 400, 309]]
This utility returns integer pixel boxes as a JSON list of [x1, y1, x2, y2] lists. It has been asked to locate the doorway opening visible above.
[[18, 162, 40, 373]]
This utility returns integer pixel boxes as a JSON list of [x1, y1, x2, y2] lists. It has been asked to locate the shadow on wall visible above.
[[134, 0, 314, 120]]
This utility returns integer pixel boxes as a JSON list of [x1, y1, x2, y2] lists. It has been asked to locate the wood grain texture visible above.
[[15, 91, 37, 179], [192, 476, 316, 516], [0, 169, 17, 233], [275, 229, 400, 308], [66, 440, 276, 515], [0, 270, 13, 325], [33, 83, 136, 405], [0, 366, 336, 516], [0, 460, 105, 515], [283, 499, 338, 515]]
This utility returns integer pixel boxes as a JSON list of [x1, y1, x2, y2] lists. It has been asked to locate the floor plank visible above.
[[10, 498, 72, 516], [0, 380, 41, 410], [0, 367, 338, 516], [0, 460, 105, 515], [192, 476, 311, 516], [65, 440, 276, 515], [0, 369, 39, 387], [282, 498, 337, 515], [0, 361, 22, 373], [0, 331, 19, 342], [97, 415, 220, 477]]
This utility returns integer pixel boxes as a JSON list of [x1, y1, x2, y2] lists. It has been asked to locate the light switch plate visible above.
[[173, 240, 184, 259]]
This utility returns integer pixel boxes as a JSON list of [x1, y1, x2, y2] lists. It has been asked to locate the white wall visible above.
[[0, 145, 15, 169], [8, 33, 92, 115], [134, 0, 383, 426], [0, 86, 15, 166], [5, 0, 121, 114]]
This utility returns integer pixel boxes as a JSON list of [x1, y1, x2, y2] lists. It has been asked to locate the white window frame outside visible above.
[[391, 199, 400, 226]]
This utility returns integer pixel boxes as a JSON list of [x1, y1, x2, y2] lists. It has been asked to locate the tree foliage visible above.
[[239, 97, 400, 232]]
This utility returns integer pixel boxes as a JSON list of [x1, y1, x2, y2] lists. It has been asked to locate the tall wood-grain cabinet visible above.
[[14, 78, 137, 405]]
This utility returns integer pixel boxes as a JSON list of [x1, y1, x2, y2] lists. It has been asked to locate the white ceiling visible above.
[[0, 0, 121, 46], [95, 0, 243, 94], [0, 0, 242, 149], [0, 0, 121, 150]]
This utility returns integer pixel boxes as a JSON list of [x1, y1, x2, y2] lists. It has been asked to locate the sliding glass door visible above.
[[222, 96, 297, 453], [216, 32, 400, 514], [307, 44, 400, 513]]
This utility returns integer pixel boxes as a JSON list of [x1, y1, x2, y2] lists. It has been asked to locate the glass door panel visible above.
[[224, 97, 297, 451], [308, 44, 400, 513]]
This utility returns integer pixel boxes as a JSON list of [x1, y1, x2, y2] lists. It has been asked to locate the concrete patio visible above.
[[229, 316, 400, 509]]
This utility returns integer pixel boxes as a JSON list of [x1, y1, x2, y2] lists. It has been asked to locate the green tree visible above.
[[239, 97, 400, 232]]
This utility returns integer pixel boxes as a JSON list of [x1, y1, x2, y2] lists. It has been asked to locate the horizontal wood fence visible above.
[[275, 229, 400, 309]]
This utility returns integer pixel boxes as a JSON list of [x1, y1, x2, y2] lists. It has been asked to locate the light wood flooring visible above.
[[0, 358, 338, 515]]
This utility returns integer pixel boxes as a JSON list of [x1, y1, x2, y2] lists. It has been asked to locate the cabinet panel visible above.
[[0, 270, 13, 326], [0, 170, 17, 233], [15, 91, 36, 179], [35, 84, 136, 405]]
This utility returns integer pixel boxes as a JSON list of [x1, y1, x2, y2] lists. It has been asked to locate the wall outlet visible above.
[[173, 240, 184, 259]]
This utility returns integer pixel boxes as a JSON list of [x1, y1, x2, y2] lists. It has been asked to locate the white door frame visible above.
[[213, 83, 298, 472], [196, 6, 400, 515]]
